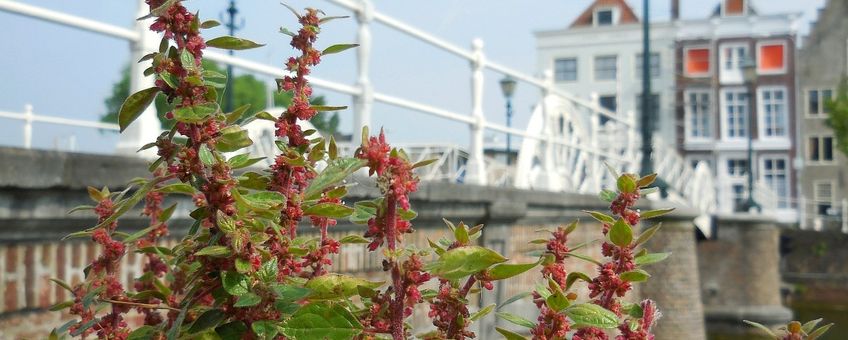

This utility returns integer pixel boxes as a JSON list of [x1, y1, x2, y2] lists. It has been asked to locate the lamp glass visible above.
[[500, 76, 517, 98]]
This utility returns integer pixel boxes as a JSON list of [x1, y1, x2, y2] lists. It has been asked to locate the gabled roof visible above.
[[711, 0, 758, 18], [569, 0, 640, 28]]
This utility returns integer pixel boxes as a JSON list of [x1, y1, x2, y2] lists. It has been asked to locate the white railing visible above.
[[0, 0, 727, 235], [0, 105, 120, 149]]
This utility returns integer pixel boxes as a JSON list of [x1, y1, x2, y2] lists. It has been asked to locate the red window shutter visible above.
[[760, 44, 785, 72], [724, 0, 744, 15], [686, 48, 710, 75]]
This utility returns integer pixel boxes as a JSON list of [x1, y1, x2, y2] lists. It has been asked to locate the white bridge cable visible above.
[[0, 0, 139, 41]]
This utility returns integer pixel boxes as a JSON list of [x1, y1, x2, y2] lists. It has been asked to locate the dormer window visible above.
[[722, 0, 747, 17], [594, 7, 617, 26]]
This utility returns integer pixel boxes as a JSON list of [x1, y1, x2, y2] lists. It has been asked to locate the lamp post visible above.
[[499, 76, 517, 166], [739, 57, 761, 213], [222, 0, 244, 113]]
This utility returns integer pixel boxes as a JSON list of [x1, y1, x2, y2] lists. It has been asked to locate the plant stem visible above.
[[446, 276, 477, 338], [386, 194, 405, 340], [102, 299, 180, 311]]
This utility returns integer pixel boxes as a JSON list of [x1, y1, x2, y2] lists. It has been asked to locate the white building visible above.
[[534, 0, 678, 144]]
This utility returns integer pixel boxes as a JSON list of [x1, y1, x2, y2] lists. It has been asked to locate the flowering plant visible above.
[[50, 2, 676, 339]]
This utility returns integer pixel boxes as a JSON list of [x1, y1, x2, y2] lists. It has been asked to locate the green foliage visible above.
[[826, 76, 848, 157]]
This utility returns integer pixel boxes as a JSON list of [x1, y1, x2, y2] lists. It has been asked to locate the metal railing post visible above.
[[842, 198, 847, 233], [541, 70, 559, 190], [467, 38, 487, 185], [352, 0, 373, 145], [589, 92, 601, 190], [23, 104, 33, 149], [115, 0, 161, 157]]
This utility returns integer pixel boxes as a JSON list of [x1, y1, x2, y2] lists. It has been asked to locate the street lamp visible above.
[[738, 57, 761, 213], [499, 76, 517, 166]]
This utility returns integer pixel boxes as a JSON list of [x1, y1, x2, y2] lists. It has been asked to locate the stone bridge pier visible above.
[[0, 147, 789, 339]]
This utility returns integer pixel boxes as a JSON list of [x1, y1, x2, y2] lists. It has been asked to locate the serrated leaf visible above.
[[189, 309, 226, 334], [635, 223, 662, 246], [305, 274, 383, 300], [206, 36, 265, 50], [251, 320, 279, 340], [641, 208, 675, 219], [565, 303, 619, 329], [222, 271, 250, 296], [305, 158, 366, 199], [496, 312, 535, 328], [635, 252, 670, 266], [303, 202, 353, 218], [609, 219, 633, 247], [280, 302, 363, 340], [469, 304, 496, 322], [427, 246, 508, 280], [620, 269, 651, 282], [240, 191, 285, 210], [119, 87, 160, 132], [321, 44, 358, 55]]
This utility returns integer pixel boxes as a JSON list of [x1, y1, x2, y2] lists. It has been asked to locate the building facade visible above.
[[797, 0, 848, 231], [675, 0, 801, 221], [534, 0, 678, 144]]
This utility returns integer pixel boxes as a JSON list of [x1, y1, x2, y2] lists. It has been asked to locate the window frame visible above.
[[805, 87, 835, 118], [593, 55, 618, 81], [554, 57, 578, 82], [684, 45, 712, 78], [760, 155, 791, 209], [757, 86, 789, 139], [756, 40, 788, 75], [721, 0, 748, 17], [684, 89, 713, 141], [720, 87, 749, 141], [593, 6, 618, 27], [635, 52, 661, 79], [807, 135, 836, 165], [813, 180, 836, 216], [718, 42, 749, 84]]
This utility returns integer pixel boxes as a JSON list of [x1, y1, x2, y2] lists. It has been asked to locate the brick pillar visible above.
[[698, 215, 792, 338], [640, 208, 707, 340]]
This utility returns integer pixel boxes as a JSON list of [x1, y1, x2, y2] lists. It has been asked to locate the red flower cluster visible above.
[[275, 8, 322, 146], [428, 280, 475, 339], [611, 191, 640, 226], [616, 300, 660, 340], [543, 226, 571, 287], [532, 306, 571, 340]]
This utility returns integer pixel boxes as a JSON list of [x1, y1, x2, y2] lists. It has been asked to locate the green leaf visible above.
[[565, 272, 592, 290], [235, 258, 252, 273], [620, 269, 651, 282], [584, 210, 615, 224], [565, 303, 619, 329], [179, 49, 196, 71], [303, 202, 354, 218], [127, 325, 157, 340], [412, 158, 438, 169], [350, 200, 379, 225], [49, 300, 74, 311], [546, 290, 570, 312], [599, 189, 617, 202], [122, 224, 161, 243], [488, 262, 539, 280], [339, 235, 369, 244], [635, 223, 662, 246], [280, 302, 364, 340], [808, 323, 834, 340], [304, 158, 367, 199], [222, 271, 250, 296], [200, 20, 220, 29], [635, 252, 670, 266], [217, 126, 253, 152], [50, 278, 74, 293], [496, 311, 535, 328], [251, 320, 279, 340], [173, 102, 218, 123], [637, 173, 658, 187], [225, 104, 251, 124], [206, 36, 265, 50], [565, 252, 602, 266], [203, 70, 227, 88], [241, 191, 285, 210], [270, 284, 312, 302], [801, 318, 823, 334], [742, 320, 777, 337], [321, 44, 359, 55], [311, 105, 348, 112], [215, 321, 248, 339], [305, 274, 383, 300], [258, 258, 278, 282], [622, 303, 644, 318], [234, 292, 262, 307], [496, 327, 528, 340], [497, 292, 531, 311], [228, 153, 265, 169], [609, 219, 633, 247], [641, 208, 675, 219], [427, 246, 508, 280], [158, 183, 195, 195], [617, 174, 637, 193], [469, 304, 496, 322], [119, 87, 160, 132], [196, 245, 231, 257], [189, 309, 226, 334], [199, 144, 215, 166]]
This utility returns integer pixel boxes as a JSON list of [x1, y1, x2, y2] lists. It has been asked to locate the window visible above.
[[554, 58, 577, 82], [808, 88, 834, 116], [636, 93, 660, 130], [635, 53, 660, 79], [758, 87, 788, 138], [758, 42, 786, 74], [721, 89, 748, 139], [814, 181, 835, 216], [594, 56, 617, 80], [686, 90, 711, 139], [599, 95, 617, 125], [727, 159, 748, 177], [808, 136, 835, 163], [685, 47, 710, 76], [722, 0, 747, 16], [761, 156, 789, 209], [594, 8, 615, 26], [719, 43, 748, 83]]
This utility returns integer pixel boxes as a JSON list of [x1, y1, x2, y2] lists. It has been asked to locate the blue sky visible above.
[[0, 0, 825, 153]]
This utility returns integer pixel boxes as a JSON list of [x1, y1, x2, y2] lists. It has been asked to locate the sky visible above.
[[0, 0, 826, 153]]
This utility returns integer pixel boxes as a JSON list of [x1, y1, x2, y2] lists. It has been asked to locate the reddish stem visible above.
[[446, 276, 477, 338], [385, 194, 405, 340]]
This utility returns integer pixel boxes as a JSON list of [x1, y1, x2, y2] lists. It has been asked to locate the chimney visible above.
[[671, 0, 680, 20]]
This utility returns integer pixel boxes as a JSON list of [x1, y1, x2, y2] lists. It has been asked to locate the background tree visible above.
[[826, 76, 848, 157], [101, 61, 339, 134]]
